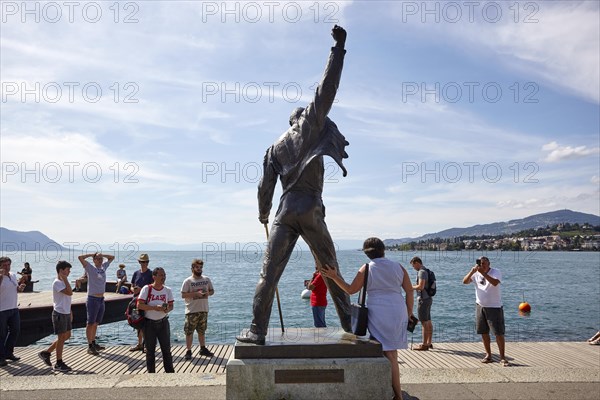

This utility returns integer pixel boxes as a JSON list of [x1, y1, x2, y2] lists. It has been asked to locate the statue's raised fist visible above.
[[331, 25, 346, 44]]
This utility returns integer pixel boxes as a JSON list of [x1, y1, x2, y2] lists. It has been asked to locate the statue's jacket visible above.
[[258, 46, 350, 222]]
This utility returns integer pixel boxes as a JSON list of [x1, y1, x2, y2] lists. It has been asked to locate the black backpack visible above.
[[424, 268, 437, 297], [126, 297, 145, 330], [125, 285, 152, 330], [417, 267, 437, 297]]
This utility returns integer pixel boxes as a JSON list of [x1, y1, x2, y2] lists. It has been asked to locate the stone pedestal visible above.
[[226, 328, 392, 400]]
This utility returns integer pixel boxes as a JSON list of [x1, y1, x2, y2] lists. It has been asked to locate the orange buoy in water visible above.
[[519, 291, 531, 313], [519, 302, 531, 313]]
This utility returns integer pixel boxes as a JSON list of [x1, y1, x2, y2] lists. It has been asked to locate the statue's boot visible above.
[[236, 329, 266, 345]]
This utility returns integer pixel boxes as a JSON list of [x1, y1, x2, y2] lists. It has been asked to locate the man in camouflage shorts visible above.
[[181, 259, 214, 360]]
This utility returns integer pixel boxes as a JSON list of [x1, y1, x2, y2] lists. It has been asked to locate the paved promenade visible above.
[[1, 341, 598, 399]]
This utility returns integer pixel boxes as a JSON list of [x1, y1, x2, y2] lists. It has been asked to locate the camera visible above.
[[162, 302, 168, 311], [476, 259, 481, 266], [407, 315, 419, 332]]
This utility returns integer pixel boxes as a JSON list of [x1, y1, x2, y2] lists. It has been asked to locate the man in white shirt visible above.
[[38, 261, 74, 372], [0, 257, 26, 367], [463, 257, 509, 366]]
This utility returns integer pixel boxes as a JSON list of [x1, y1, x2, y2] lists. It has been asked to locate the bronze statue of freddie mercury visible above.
[[237, 25, 352, 345]]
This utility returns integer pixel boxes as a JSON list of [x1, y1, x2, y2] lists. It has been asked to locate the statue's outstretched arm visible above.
[[302, 25, 347, 134]]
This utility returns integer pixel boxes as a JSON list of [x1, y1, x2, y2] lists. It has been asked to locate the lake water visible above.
[[3, 249, 599, 347]]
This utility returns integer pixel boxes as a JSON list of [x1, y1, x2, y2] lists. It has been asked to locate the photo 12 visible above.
[[1, 2, 598, 400]]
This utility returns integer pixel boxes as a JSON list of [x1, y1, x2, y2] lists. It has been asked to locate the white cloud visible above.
[[491, 2, 599, 103], [0, 133, 180, 184], [390, 1, 600, 103], [542, 141, 600, 163]]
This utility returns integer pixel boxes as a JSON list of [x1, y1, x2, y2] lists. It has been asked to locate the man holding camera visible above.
[[462, 256, 509, 366]]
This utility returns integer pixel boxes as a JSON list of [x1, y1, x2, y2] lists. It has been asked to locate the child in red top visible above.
[[308, 267, 328, 327]]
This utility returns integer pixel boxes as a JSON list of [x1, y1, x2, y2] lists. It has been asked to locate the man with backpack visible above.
[[410, 256, 434, 351], [128, 254, 153, 352]]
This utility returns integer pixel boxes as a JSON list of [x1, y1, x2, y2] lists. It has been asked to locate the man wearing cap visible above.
[[237, 25, 352, 345], [181, 259, 215, 360], [129, 254, 153, 352], [78, 252, 115, 355]]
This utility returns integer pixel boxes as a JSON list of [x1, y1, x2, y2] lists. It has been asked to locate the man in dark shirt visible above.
[[129, 253, 153, 351], [237, 25, 352, 345], [411, 257, 433, 351]]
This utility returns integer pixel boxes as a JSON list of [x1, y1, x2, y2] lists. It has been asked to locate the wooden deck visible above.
[[0, 344, 232, 376], [397, 341, 600, 369], [1, 342, 598, 377]]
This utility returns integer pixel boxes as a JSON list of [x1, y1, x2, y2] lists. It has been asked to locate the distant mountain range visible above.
[[0, 227, 67, 251], [383, 209, 600, 246], [3, 209, 599, 252], [0, 227, 363, 251]]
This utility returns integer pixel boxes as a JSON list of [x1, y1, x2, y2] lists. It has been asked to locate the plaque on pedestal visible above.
[[227, 328, 391, 400]]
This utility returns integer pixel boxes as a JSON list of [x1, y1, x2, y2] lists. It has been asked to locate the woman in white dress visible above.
[[322, 237, 414, 400]]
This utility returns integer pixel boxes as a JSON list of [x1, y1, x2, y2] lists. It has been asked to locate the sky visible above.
[[1, 0, 599, 250]]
